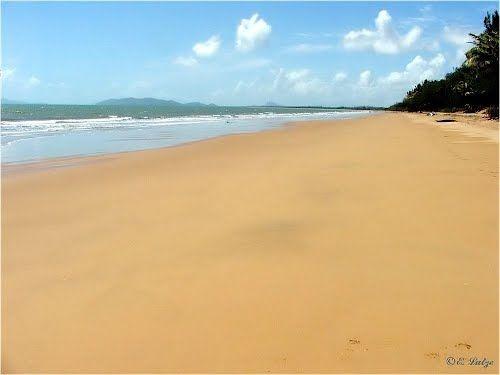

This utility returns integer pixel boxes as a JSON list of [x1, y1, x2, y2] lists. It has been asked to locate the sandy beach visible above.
[[2, 112, 498, 373]]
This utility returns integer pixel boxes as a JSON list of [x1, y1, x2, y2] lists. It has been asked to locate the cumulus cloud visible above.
[[173, 56, 198, 67], [343, 10, 422, 54], [327, 53, 449, 105], [236, 13, 272, 52], [378, 53, 446, 86], [27, 75, 41, 87], [429, 53, 446, 68], [230, 53, 446, 106], [193, 35, 221, 58], [333, 72, 347, 82], [286, 43, 333, 53], [358, 70, 373, 87]]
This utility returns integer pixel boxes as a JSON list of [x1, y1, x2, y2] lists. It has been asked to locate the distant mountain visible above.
[[96, 97, 216, 107], [264, 101, 280, 107]]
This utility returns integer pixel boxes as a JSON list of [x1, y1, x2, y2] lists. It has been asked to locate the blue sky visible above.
[[1, 1, 497, 106]]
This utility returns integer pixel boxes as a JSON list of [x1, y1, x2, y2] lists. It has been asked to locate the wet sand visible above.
[[2, 112, 498, 373]]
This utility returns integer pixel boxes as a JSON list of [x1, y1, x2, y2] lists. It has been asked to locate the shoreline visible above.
[[2, 112, 498, 373], [2, 112, 382, 176], [2, 111, 497, 175], [1, 110, 376, 166]]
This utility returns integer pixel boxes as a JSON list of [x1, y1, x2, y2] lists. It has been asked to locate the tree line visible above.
[[390, 11, 499, 118]]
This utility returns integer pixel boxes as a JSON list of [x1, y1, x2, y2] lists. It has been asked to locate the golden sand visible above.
[[2, 113, 498, 373]]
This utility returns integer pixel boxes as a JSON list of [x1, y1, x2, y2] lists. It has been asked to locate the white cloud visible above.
[[401, 5, 436, 25], [379, 53, 446, 86], [1, 67, 15, 80], [286, 43, 333, 53], [442, 26, 472, 64], [455, 48, 467, 64], [272, 68, 327, 96], [426, 39, 441, 51], [429, 53, 446, 68], [327, 53, 448, 106], [228, 52, 446, 107], [234, 79, 257, 93], [229, 68, 331, 105], [358, 70, 373, 87], [443, 26, 471, 46], [27, 75, 41, 87], [333, 72, 347, 82], [210, 88, 224, 98], [343, 10, 422, 54], [234, 80, 245, 93], [236, 13, 272, 52], [286, 69, 309, 81], [173, 56, 198, 67], [420, 4, 433, 13], [193, 35, 221, 58]]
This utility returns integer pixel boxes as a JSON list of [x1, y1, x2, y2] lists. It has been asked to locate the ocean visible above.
[[1, 104, 372, 163]]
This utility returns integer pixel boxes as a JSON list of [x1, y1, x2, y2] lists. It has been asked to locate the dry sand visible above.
[[407, 111, 499, 143], [2, 112, 498, 373]]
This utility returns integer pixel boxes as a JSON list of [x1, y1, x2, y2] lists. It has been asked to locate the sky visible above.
[[1, 1, 497, 106]]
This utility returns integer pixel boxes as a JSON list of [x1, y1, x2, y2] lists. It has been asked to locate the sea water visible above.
[[1, 104, 372, 163]]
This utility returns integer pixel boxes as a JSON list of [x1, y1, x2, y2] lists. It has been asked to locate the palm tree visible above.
[[465, 10, 499, 111], [466, 11, 499, 70]]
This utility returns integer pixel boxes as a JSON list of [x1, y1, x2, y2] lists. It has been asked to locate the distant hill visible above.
[[96, 97, 216, 107]]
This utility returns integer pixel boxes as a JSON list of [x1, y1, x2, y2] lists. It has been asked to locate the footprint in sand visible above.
[[425, 352, 440, 359], [339, 338, 368, 360], [425, 342, 472, 360], [455, 342, 472, 350]]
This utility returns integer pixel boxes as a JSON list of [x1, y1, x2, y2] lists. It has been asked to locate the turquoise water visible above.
[[1, 104, 372, 163]]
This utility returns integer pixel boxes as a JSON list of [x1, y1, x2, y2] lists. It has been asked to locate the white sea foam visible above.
[[1, 110, 373, 162], [1, 111, 369, 136]]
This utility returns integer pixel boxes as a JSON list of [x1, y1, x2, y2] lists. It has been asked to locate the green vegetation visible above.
[[390, 11, 499, 118]]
